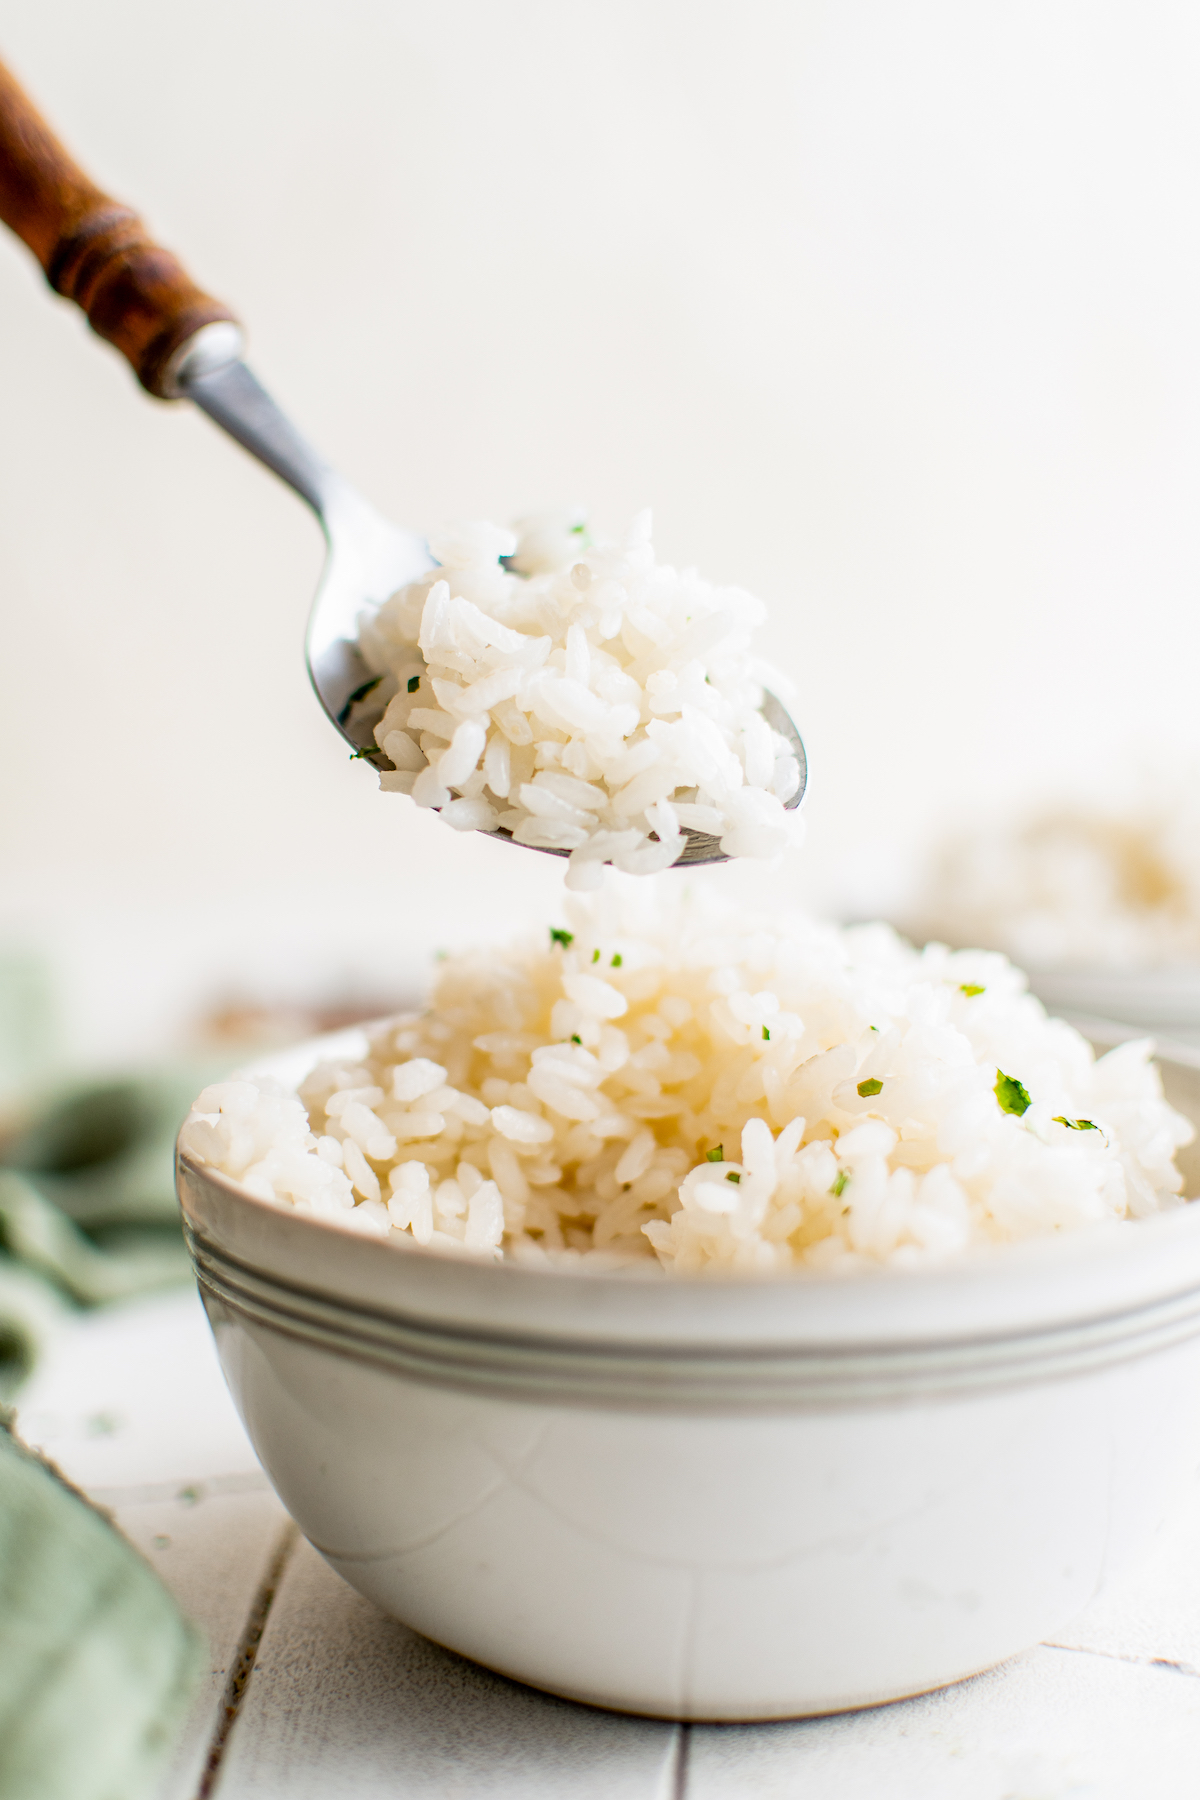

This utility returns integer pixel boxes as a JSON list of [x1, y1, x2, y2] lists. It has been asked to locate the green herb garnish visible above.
[[960, 983, 986, 998], [726, 1171, 741, 1184], [995, 1071, 1032, 1117], [1053, 1116, 1100, 1132], [407, 675, 421, 693], [762, 1025, 770, 1041], [611, 953, 623, 967], [830, 1169, 849, 1198], [336, 674, 383, 724], [550, 928, 574, 949], [592, 949, 601, 963], [706, 1145, 725, 1163], [571, 1034, 582, 1045], [349, 745, 380, 761], [857, 1078, 883, 1097]]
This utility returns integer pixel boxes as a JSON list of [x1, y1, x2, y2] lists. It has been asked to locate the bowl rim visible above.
[[176, 1019, 1200, 1351]]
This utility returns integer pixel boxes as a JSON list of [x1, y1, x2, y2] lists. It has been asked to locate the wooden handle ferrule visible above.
[[0, 57, 239, 397]]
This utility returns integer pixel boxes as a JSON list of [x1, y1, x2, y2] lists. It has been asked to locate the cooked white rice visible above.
[[354, 511, 803, 886], [179, 883, 1194, 1275], [913, 790, 1200, 970]]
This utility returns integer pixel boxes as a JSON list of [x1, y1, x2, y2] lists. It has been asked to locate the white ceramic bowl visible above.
[[1029, 967, 1200, 1040], [176, 1029, 1200, 1722]]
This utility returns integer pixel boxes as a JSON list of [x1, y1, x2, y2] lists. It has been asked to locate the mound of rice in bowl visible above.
[[353, 510, 804, 888], [179, 885, 1194, 1275]]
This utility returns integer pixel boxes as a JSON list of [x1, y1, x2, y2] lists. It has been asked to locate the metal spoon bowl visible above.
[[180, 331, 808, 868]]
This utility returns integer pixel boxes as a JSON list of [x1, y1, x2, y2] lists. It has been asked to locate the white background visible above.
[[2, 1, 1199, 1065]]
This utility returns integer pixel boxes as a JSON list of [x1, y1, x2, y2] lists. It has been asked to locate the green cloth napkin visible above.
[[0, 1409, 204, 1800], [0, 1070, 210, 1397], [0, 1050, 220, 1797]]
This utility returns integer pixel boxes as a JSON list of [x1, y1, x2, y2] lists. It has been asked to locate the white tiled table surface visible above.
[[14, 1289, 1200, 1799]]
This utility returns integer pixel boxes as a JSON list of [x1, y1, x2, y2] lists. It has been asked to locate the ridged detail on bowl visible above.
[[186, 1223, 1200, 1413]]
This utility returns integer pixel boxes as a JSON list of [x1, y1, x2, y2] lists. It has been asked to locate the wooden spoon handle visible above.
[[0, 56, 239, 397]]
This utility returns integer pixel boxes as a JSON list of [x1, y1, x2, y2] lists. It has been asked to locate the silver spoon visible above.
[[0, 63, 806, 867], [179, 331, 808, 867]]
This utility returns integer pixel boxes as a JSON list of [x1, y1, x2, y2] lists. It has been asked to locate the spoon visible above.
[[0, 59, 806, 867]]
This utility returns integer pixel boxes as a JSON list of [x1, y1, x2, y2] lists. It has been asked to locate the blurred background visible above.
[[4, 0, 1200, 1088]]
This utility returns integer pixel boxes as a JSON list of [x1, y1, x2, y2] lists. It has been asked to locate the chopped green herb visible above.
[[550, 928, 574, 948], [571, 522, 587, 534], [1053, 1116, 1100, 1132], [592, 949, 601, 963], [857, 1078, 883, 1097], [960, 983, 986, 998], [571, 1034, 582, 1045], [995, 1071, 1032, 1117], [830, 1170, 849, 1198], [762, 1025, 771, 1041], [349, 745, 379, 761], [725, 1171, 741, 1185], [336, 674, 383, 723], [869, 1025, 879, 1032], [611, 953, 623, 967], [705, 1145, 725, 1163], [407, 675, 421, 693]]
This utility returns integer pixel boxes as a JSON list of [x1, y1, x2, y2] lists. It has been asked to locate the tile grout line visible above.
[[671, 1722, 691, 1800], [1042, 1640, 1200, 1679], [92, 1471, 273, 1509], [195, 1516, 301, 1799]]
